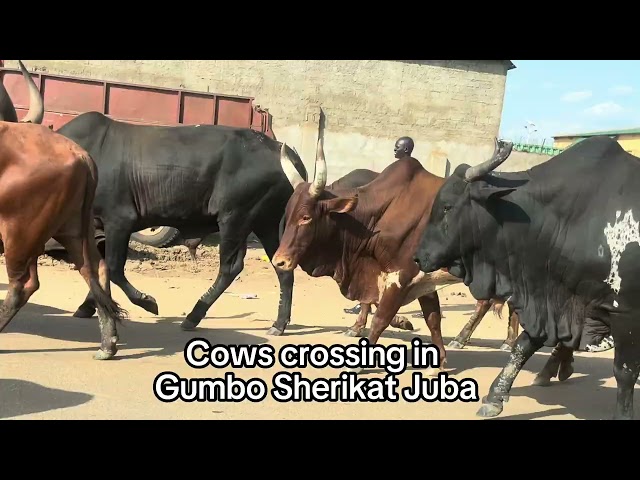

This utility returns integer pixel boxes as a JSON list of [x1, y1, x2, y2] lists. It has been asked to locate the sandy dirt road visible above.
[[0, 241, 629, 420]]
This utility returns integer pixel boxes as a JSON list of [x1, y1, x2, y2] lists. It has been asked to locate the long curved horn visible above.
[[0, 77, 19, 122], [464, 137, 513, 182], [17, 60, 44, 125], [308, 137, 327, 198], [280, 142, 305, 190]]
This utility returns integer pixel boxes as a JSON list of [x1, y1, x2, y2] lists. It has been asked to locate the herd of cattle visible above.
[[1, 61, 639, 420]]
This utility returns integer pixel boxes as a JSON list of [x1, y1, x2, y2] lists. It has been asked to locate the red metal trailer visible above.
[[0, 62, 275, 247], [0, 62, 274, 135]]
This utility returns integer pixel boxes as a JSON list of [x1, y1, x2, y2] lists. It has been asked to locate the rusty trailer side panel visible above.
[[0, 64, 274, 138], [1, 61, 276, 251]]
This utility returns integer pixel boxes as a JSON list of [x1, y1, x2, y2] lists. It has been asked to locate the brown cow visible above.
[[310, 167, 416, 335], [334, 169, 520, 352], [274, 142, 518, 370], [0, 65, 128, 360], [272, 138, 466, 374]]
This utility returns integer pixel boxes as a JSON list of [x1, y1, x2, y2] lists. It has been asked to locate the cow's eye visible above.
[[301, 215, 312, 223]]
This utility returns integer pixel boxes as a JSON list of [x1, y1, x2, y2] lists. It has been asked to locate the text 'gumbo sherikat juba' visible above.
[[153, 338, 479, 403]]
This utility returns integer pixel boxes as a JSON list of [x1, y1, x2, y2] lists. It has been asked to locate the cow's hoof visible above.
[[500, 343, 513, 352], [74, 305, 96, 318], [392, 316, 414, 331], [531, 374, 552, 386], [137, 295, 159, 315], [448, 339, 465, 349], [93, 348, 116, 360], [476, 402, 503, 418], [267, 327, 284, 336], [558, 363, 574, 382], [344, 328, 363, 337], [180, 318, 200, 331]]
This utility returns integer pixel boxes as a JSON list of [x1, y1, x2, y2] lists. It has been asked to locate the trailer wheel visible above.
[[130, 226, 180, 248]]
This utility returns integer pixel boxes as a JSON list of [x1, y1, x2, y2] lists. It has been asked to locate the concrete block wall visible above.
[[6, 60, 510, 182]]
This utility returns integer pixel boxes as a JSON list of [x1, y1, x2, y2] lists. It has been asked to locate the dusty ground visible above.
[[0, 240, 629, 420]]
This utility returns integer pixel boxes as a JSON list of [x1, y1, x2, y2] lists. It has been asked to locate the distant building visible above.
[[553, 127, 640, 156]]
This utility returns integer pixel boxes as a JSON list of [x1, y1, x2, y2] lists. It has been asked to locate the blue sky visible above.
[[499, 60, 640, 145]]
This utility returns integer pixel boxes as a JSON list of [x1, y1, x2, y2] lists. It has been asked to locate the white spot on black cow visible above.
[[603, 209, 640, 294]]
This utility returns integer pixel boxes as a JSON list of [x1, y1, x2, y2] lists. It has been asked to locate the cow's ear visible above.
[[325, 195, 358, 214], [470, 185, 516, 204]]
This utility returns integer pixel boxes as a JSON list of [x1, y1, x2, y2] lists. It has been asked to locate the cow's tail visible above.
[[492, 299, 507, 319], [491, 295, 513, 320], [80, 155, 129, 325]]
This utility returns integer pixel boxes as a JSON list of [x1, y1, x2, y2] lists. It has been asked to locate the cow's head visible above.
[[414, 137, 515, 281], [272, 138, 358, 272], [0, 60, 45, 124]]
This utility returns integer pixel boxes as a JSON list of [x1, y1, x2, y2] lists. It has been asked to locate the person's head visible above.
[[394, 136, 414, 159]]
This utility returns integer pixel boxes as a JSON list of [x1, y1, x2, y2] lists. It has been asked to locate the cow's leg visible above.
[[72, 226, 106, 318], [55, 234, 120, 360], [74, 221, 157, 317], [418, 292, 446, 376], [345, 303, 371, 337], [343, 303, 411, 337], [502, 309, 520, 352], [98, 222, 157, 314], [531, 343, 574, 386], [181, 217, 250, 331], [251, 223, 294, 336], [74, 292, 97, 318], [448, 300, 492, 349], [610, 324, 640, 420], [348, 289, 406, 374], [477, 330, 543, 418], [0, 256, 40, 332]]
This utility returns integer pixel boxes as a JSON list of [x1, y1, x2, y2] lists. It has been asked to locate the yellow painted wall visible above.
[[554, 134, 640, 156]]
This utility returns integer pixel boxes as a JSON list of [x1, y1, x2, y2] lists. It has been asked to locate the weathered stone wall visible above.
[[6, 60, 510, 182]]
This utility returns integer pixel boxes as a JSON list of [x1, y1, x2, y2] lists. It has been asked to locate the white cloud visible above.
[[561, 90, 593, 102], [608, 85, 633, 96], [584, 101, 624, 117]]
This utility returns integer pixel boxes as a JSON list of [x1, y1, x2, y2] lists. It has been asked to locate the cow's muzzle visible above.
[[414, 255, 432, 273], [272, 253, 295, 272]]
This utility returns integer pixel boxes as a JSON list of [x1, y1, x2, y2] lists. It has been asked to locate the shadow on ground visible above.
[[0, 379, 93, 419], [1, 298, 634, 421], [1, 301, 267, 361], [337, 338, 627, 420], [235, 322, 631, 420], [253, 317, 513, 350]]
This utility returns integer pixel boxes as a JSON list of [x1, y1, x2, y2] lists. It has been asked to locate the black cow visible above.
[[55, 112, 308, 335], [415, 136, 640, 420]]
